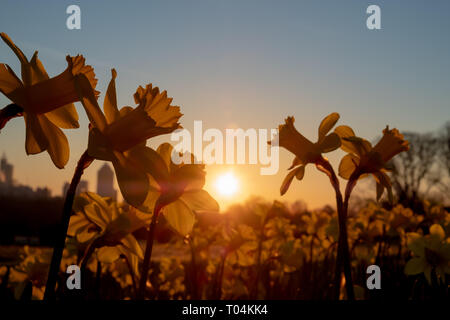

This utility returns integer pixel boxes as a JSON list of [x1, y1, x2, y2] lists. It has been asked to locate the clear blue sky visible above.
[[1, 0, 449, 209]]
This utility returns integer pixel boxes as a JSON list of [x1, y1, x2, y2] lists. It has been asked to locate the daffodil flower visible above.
[[334, 125, 409, 201], [134, 143, 218, 298], [404, 224, 450, 285], [74, 69, 182, 207], [138, 143, 219, 236], [9, 246, 51, 300], [273, 113, 341, 195], [68, 192, 146, 273], [0, 33, 97, 168]]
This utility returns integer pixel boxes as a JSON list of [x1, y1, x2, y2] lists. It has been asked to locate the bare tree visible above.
[[389, 123, 450, 211]]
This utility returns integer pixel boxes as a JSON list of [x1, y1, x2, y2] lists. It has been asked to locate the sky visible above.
[[0, 0, 449, 210]]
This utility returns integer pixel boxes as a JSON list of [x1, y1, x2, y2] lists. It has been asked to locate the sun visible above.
[[215, 172, 239, 197]]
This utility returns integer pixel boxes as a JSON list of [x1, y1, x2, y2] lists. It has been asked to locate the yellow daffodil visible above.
[[0, 33, 97, 168], [335, 125, 409, 201], [273, 113, 341, 195], [404, 224, 450, 285], [73, 69, 182, 207], [9, 246, 51, 300], [139, 143, 220, 236], [68, 192, 146, 273]]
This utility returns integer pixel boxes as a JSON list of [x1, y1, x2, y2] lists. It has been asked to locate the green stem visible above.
[[44, 150, 94, 300], [137, 203, 162, 299]]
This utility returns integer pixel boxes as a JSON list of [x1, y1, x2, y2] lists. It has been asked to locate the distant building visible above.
[[0, 153, 51, 199], [0, 153, 13, 187], [78, 180, 89, 194], [35, 187, 51, 198], [62, 179, 89, 197], [97, 163, 116, 200]]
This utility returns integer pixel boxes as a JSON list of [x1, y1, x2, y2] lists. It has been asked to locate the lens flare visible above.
[[215, 172, 239, 197]]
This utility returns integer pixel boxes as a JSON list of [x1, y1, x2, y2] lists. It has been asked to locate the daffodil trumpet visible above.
[[43, 150, 94, 300]]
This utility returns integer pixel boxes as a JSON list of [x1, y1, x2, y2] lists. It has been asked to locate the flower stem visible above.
[[315, 157, 354, 300], [137, 203, 162, 299], [44, 150, 94, 300], [0, 104, 23, 131], [123, 254, 138, 299], [340, 176, 358, 300]]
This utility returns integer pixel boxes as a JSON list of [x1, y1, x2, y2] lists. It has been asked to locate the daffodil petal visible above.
[[295, 165, 305, 180], [104, 69, 120, 124], [45, 103, 79, 129], [23, 112, 47, 154], [157, 143, 175, 171], [120, 234, 143, 259], [162, 199, 195, 236], [334, 125, 362, 155], [429, 224, 445, 241], [318, 112, 339, 141], [0, 33, 31, 85], [342, 136, 372, 157], [24, 112, 70, 168], [172, 164, 206, 192], [373, 171, 393, 203], [287, 156, 303, 170], [138, 180, 161, 213], [319, 132, 341, 153], [127, 145, 170, 185], [83, 203, 108, 230], [338, 153, 360, 180], [180, 189, 219, 212], [0, 63, 22, 96], [87, 127, 115, 161], [119, 247, 141, 278], [29, 51, 49, 84], [83, 192, 113, 223], [97, 246, 121, 264], [280, 168, 297, 196], [404, 257, 425, 275], [74, 73, 107, 131], [36, 114, 70, 169], [68, 213, 91, 237], [112, 154, 149, 207]]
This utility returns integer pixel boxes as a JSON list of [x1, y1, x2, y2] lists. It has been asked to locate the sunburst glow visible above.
[[215, 172, 239, 197]]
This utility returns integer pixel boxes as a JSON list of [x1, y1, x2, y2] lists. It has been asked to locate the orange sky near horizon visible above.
[[0, 1, 449, 211]]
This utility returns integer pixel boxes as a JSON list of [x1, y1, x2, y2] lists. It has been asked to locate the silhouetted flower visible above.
[[68, 192, 146, 270], [139, 143, 219, 236], [335, 125, 409, 201], [405, 224, 450, 284], [0, 33, 97, 168], [74, 69, 182, 206], [272, 113, 341, 195]]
